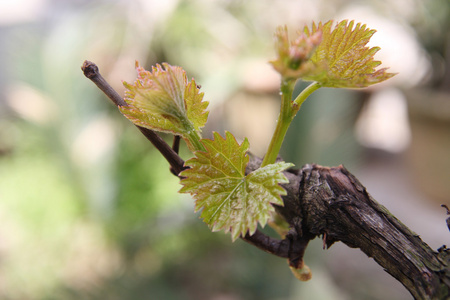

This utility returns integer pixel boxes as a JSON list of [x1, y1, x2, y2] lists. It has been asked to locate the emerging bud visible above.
[[270, 26, 322, 80], [289, 262, 312, 282]]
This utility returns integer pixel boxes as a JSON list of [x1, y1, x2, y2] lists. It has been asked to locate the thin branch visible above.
[[242, 229, 313, 269], [172, 135, 181, 154], [81, 61, 127, 107], [242, 230, 290, 258], [81, 60, 186, 175]]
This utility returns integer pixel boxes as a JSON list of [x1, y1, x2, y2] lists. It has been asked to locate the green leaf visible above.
[[119, 62, 209, 150], [179, 131, 293, 241], [302, 20, 395, 87]]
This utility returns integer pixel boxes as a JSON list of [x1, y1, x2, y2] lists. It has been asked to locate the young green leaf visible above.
[[302, 20, 395, 87], [179, 131, 293, 241], [119, 62, 209, 151]]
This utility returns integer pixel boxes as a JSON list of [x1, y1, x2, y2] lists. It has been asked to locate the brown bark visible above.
[[262, 162, 450, 300]]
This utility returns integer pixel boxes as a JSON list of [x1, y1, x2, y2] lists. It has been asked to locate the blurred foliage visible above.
[[0, 1, 301, 299], [410, 0, 450, 89], [0, 0, 440, 299]]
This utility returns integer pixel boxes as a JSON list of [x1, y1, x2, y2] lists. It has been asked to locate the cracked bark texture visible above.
[[272, 162, 450, 300]]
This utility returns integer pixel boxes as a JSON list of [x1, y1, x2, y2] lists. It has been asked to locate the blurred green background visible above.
[[0, 0, 449, 299]]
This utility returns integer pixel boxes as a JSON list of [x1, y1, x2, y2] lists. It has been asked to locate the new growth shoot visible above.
[[95, 19, 394, 281]]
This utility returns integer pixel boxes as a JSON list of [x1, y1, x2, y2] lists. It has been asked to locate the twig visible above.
[[172, 136, 181, 154], [81, 60, 186, 175], [242, 230, 290, 258], [81, 61, 127, 106], [242, 229, 312, 269]]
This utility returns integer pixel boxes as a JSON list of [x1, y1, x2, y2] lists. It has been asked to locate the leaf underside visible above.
[[180, 131, 293, 241], [303, 20, 395, 88]]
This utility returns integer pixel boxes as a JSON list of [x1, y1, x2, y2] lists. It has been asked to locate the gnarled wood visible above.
[[277, 163, 449, 300]]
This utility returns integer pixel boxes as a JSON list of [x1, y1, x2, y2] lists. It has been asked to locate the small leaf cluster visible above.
[[270, 25, 322, 80], [271, 20, 395, 87], [118, 20, 395, 243], [120, 63, 292, 241]]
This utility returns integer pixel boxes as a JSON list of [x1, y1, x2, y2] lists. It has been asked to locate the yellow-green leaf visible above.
[[179, 131, 293, 241], [119, 62, 209, 150], [302, 20, 395, 87]]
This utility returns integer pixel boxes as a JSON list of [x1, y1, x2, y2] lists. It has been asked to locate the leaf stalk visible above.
[[292, 81, 321, 115], [261, 80, 321, 167], [186, 130, 206, 152]]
